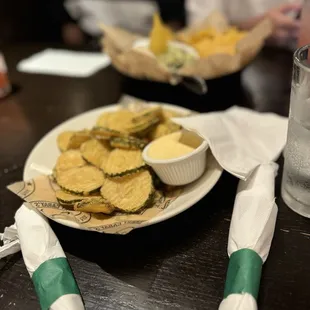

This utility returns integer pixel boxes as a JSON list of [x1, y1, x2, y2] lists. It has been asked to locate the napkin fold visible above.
[[17, 49, 111, 77], [0, 204, 84, 310], [219, 162, 278, 310], [173, 106, 288, 180]]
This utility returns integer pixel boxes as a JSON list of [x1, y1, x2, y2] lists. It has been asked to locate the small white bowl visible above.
[[142, 133, 209, 186]]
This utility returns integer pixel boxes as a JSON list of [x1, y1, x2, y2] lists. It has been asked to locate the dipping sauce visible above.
[[156, 45, 196, 70], [147, 130, 203, 160]]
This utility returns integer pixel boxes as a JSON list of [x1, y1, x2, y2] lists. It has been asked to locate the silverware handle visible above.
[[181, 76, 208, 95]]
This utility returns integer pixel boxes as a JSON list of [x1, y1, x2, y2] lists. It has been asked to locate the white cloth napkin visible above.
[[17, 49, 111, 77], [0, 224, 20, 259], [173, 106, 288, 180], [219, 163, 278, 310], [173, 107, 286, 309], [0, 204, 84, 310]]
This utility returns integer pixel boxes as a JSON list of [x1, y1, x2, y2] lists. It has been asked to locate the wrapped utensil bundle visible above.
[[219, 163, 278, 310], [0, 204, 84, 310], [173, 108, 287, 309]]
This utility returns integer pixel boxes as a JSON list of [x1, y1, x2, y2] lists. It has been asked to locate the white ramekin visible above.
[[142, 136, 209, 186]]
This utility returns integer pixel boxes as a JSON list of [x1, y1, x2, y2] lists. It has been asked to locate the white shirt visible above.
[[65, 0, 299, 38], [187, 0, 298, 26], [65, 0, 157, 36]]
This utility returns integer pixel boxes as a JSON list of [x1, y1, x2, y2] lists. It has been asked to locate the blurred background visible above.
[[0, 0, 186, 45], [0, 0, 67, 43]]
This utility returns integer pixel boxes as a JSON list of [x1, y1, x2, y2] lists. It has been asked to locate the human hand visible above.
[[238, 2, 301, 46], [266, 2, 302, 45]]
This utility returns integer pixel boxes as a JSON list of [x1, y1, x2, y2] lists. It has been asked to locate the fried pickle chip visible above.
[[96, 112, 113, 127], [55, 150, 86, 175], [126, 117, 160, 137], [68, 130, 91, 149], [57, 131, 74, 152], [149, 121, 181, 140], [103, 149, 146, 177], [91, 127, 125, 140], [110, 136, 148, 150], [74, 197, 114, 214], [100, 170, 153, 213], [96, 110, 134, 133], [80, 139, 111, 168], [132, 106, 163, 123], [57, 166, 105, 195], [55, 190, 86, 205]]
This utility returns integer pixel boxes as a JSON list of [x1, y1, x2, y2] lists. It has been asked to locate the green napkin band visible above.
[[224, 248, 263, 300], [32, 257, 81, 310]]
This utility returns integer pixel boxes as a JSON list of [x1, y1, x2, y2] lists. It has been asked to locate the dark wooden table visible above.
[[0, 44, 310, 310]]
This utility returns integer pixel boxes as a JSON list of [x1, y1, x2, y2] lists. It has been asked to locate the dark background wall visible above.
[[0, 0, 71, 43]]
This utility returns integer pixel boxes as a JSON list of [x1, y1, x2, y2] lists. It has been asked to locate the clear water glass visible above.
[[282, 44, 310, 217]]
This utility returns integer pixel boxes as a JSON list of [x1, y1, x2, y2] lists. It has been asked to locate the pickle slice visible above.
[[57, 166, 105, 195], [80, 139, 111, 168], [100, 170, 153, 213], [103, 149, 146, 177], [74, 197, 114, 214]]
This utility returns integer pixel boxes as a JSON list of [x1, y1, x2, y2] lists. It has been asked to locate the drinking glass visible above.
[[282, 44, 310, 217]]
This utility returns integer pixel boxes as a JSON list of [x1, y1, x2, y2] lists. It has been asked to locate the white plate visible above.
[[24, 103, 223, 230]]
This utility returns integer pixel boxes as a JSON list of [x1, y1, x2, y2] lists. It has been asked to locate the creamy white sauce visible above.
[[147, 130, 202, 160]]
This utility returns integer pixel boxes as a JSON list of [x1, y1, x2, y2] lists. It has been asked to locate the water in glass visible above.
[[282, 45, 310, 217]]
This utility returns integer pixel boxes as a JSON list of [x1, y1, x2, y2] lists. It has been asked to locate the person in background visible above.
[[187, 0, 302, 48], [63, 0, 185, 46]]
